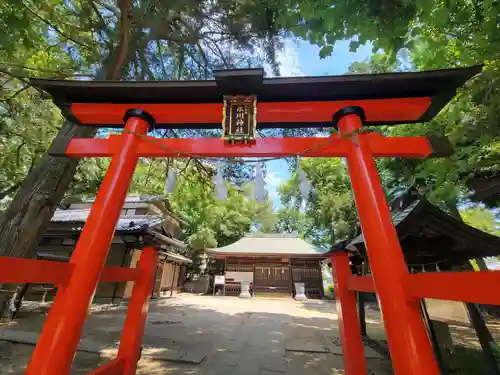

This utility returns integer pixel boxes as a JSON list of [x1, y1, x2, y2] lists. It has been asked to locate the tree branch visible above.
[[178, 159, 193, 176], [95, 1, 119, 17], [196, 42, 210, 78], [138, 47, 155, 79], [176, 45, 185, 79], [184, 49, 207, 78], [90, 1, 109, 33], [203, 37, 230, 68], [142, 13, 200, 45], [156, 41, 170, 78], [193, 159, 211, 179], [0, 182, 23, 201], [0, 62, 95, 77], [142, 160, 156, 187], [20, 1, 92, 49], [107, 0, 132, 80], [0, 67, 31, 87], [0, 86, 30, 103]]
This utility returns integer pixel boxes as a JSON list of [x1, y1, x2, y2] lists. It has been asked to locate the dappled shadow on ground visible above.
[[0, 295, 393, 375], [0, 341, 110, 375], [299, 300, 339, 316], [4, 296, 500, 375]]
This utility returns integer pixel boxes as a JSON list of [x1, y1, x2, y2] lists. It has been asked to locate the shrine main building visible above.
[[206, 232, 328, 298]]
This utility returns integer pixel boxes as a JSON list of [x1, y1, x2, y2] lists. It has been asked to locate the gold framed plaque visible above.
[[222, 95, 256, 142]]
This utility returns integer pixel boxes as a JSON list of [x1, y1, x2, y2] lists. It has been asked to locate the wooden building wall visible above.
[[161, 262, 176, 292], [27, 240, 135, 304], [95, 243, 134, 303], [223, 257, 323, 298], [290, 258, 323, 299], [123, 252, 186, 299], [22, 200, 187, 305], [122, 249, 141, 299]]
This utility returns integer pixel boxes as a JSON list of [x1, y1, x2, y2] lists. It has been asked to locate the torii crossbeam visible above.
[[2, 65, 497, 375]]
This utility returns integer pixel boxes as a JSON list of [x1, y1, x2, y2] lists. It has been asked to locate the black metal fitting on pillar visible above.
[[332, 106, 366, 130], [123, 109, 156, 130]]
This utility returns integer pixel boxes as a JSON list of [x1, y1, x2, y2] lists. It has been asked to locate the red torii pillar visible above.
[[331, 107, 439, 375], [26, 111, 156, 375]]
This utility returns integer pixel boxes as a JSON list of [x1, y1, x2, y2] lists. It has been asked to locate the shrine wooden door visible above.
[[254, 263, 292, 296]]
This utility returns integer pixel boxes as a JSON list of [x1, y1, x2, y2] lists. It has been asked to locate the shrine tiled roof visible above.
[[50, 207, 188, 252], [206, 232, 328, 258], [344, 195, 500, 264], [348, 200, 420, 247], [51, 208, 164, 232]]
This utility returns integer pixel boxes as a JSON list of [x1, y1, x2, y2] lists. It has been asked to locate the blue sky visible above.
[[265, 39, 372, 208], [278, 39, 372, 76]]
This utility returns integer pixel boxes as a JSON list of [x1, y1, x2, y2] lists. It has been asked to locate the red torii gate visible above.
[[2, 66, 497, 375]]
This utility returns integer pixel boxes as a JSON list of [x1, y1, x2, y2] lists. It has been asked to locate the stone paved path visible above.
[[0, 294, 391, 375]]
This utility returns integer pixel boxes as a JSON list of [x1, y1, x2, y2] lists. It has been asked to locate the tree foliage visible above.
[[2, 0, 500, 258], [277, 0, 500, 63], [169, 173, 259, 250], [276, 158, 356, 247], [460, 206, 500, 237], [129, 161, 277, 250], [0, 0, 291, 256], [347, 49, 499, 211], [305, 1, 499, 209]]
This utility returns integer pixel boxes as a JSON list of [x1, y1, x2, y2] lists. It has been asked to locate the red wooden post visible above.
[[26, 110, 153, 375], [330, 252, 367, 375], [117, 246, 159, 375], [337, 108, 439, 375]]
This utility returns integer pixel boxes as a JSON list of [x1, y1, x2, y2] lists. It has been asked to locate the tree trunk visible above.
[[0, 122, 94, 258], [0, 2, 134, 316], [0, 10, 134, 258], [0, 122, 95, 316]]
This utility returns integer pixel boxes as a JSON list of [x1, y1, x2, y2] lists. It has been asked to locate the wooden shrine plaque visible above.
[[222, 95, 256, 142]]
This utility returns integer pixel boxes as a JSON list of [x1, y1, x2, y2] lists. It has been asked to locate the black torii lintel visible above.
[[30, 65, 482, 129]]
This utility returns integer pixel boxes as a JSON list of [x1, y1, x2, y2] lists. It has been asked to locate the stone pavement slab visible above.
[[139, 347, 207, 365], [326, 341, 383, 359], [324, 335, 384, 359], [142, 347, 184, 361], [0, 328, 208, 365], [364, 346, 384, 359], [259, 354, 286, 373], [285, 338, 330, 353], [205, 351, 241, 367], [77, 337, 112, 352], [260, 370, 284, 375], [326, 342, 343, 355], [285, 352, 345, 375], [177, 351, 206, 365], [202, 365, 235, 375], [0, 328, 115, 353], [0, 329, 38, 345], [214, 340, 246, 353], [233, 356, 260, 375]]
